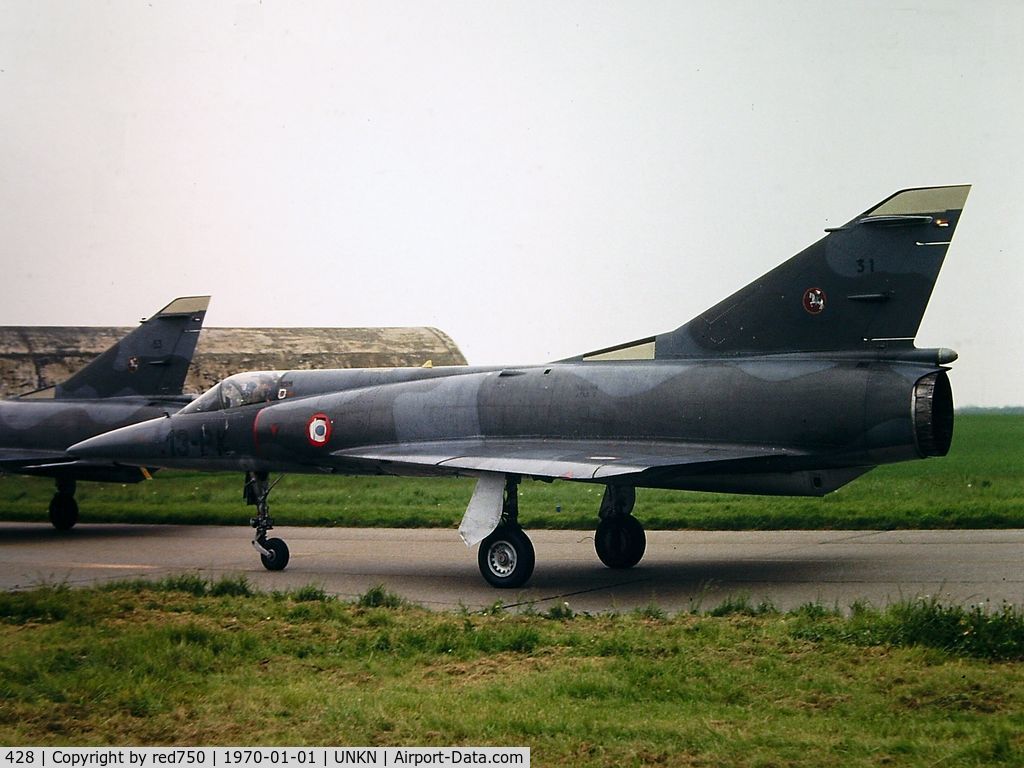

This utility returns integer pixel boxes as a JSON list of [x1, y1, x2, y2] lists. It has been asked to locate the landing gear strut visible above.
[[594, 485, 646, 569], [48, 477, 79, 531], [245, 471, 289, 571], [478, 475, 535, 588]]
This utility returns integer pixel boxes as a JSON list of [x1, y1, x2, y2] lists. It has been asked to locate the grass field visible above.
[[1, 578, 1022, 764], [1, 414, 1021, 531]]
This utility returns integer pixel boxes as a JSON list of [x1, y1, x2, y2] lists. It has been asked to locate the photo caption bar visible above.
[[2, 749, 529, 768]]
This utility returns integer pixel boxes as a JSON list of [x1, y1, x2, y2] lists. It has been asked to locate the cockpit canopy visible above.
[[180, 371, 285, 414]]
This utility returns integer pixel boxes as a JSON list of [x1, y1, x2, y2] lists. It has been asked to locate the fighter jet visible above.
[[72, 186, 968, 587], [0, 296, 210, 529]]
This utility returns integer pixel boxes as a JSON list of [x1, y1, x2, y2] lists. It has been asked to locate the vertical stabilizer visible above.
[[55, 296, 210, 399], [655, 186, 970, 358], [574, 186, 969, 362]]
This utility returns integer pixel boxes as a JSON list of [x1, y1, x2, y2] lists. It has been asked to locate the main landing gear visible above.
[[474, 480, 646, 588], [245, 471, 290, 571], [594, 485, 646, 569], [238, 472, 645, 584], [48, 477, 79, 531], [478, 476, 535, 588]]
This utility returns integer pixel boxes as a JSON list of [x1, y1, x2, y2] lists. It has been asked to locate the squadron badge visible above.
[[802, 288, 826, 315]]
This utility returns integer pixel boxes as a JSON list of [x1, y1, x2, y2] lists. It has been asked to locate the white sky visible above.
[[1, 0, 1021, 406]]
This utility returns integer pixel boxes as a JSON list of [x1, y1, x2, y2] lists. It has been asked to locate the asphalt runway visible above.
[[1, 523, 1021, 613]]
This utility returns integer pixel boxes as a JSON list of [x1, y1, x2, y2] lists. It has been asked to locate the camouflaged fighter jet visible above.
[[0, 296, 209, 529], [71, 186, 968, 587]]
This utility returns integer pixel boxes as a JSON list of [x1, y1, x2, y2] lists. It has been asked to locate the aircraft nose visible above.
[[69, 417, 172, 465]]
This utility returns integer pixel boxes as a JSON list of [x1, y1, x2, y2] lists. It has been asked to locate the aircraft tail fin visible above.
[[55, 296, 210, 399], [579, 186, 969, 361]]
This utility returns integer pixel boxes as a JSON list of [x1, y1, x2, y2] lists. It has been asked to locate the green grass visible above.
[[1, 414, 1021, 530], [1, 579, 1023, 764]]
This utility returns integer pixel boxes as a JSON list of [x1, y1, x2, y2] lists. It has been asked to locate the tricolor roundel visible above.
[[306, 413, 332, 447]]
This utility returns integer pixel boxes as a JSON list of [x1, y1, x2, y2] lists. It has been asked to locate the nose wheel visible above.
[[259, 537, 290, 571], [245, 471, 290, 571]]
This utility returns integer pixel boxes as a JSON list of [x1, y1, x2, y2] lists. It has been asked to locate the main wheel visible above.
[[260, 537, 290, 571], [478, 525, 535, 588], [595, 516, 646, 569], [48, 493, 79, 531]]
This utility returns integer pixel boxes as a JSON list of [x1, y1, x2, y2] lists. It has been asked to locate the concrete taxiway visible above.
[[1, 524, 1020, 613]]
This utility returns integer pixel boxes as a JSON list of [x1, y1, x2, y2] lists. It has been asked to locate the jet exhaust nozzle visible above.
[[913, 371, 954, 457]]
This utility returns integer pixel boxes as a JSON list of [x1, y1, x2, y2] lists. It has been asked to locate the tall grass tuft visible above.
[[289, 584, 334, 603], [708, 594, 779, 617], [545, 602, 574, 620], [356, 584, 406, 609], [157, 573, 210, 596], [870, 598, 1024, 661], [208, 575, 254, 597], [633, 602, 668, 621], [0, 583, 73, 623], [791, 598, 1024, 661]]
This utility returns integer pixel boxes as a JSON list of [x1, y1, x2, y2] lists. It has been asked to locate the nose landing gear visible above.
[[245, 471, 290, 571]]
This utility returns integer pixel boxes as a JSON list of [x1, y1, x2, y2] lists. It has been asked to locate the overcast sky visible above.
[[1, 1, 1021, 406]]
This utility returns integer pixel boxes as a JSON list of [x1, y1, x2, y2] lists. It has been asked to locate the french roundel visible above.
[[306, 413, 332, 447]]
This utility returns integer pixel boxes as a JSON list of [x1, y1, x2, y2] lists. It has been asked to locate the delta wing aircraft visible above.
[[0, 296, 209, 528], [72, 186, 968, 586]]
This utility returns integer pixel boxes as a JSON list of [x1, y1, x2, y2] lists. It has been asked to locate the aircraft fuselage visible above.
[[80, 357, 951, 496]]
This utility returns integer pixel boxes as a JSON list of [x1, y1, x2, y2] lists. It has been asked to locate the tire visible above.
[[48, 493, 79, 531], [260, 537, 290, 571], [595, 516, 646, 569], [478, 525, 535, 588]]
